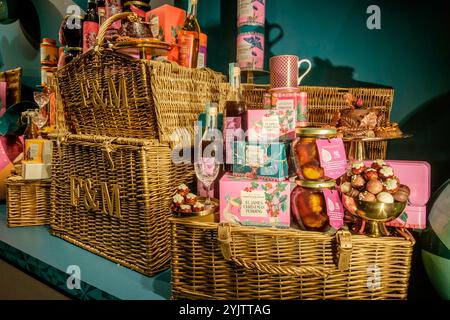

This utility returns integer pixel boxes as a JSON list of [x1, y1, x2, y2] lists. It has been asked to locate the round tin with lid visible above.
[[40, 38, 59, 66]]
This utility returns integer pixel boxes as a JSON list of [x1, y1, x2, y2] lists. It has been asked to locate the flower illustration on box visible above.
[[252, 109, 294, 139], [223, 180, 288, 223], [243, 36, 263, 51]]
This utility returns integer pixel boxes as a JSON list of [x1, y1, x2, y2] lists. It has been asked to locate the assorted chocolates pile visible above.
[[171, 184, 205, 214], [332, 93, 403, 138], [340, 159, 410, 204]]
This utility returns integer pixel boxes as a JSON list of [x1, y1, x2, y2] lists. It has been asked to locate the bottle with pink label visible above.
[[83, 0, 99, 53]]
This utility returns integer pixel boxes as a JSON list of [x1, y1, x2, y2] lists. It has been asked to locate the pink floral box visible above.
[[246, 109, 295, 142], [219, 174, 291, 228]]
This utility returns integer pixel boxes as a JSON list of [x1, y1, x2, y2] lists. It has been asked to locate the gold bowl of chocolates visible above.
[[171, 184, 219, 217], [341, 160, 410, 237]]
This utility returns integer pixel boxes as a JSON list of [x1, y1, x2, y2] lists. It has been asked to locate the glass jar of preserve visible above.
[[291, 179, 336, 232], [292, 127, 337, 180]]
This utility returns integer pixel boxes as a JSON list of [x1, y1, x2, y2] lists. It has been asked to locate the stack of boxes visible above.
[[218, 91, 307, 228]]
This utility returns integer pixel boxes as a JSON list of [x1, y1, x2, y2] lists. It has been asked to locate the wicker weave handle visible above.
[[218, 223, 333, 278], [96, 12, 135, 48]]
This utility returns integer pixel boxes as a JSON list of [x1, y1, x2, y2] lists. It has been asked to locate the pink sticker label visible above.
[[323, 189, 344, 230], [316, 138, 347, 179], [237, 32, 264, 70]]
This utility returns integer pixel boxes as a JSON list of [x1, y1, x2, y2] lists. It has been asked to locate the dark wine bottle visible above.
[[83, 0, 99, 53]]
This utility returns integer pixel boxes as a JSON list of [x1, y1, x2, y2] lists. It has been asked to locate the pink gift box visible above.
[[246, 109, 295, 142], [364, 160, 430, 229], [220, 173, 291, 228]]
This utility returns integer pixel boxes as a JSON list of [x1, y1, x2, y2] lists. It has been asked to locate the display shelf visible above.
[[0, 205, 171, 300]]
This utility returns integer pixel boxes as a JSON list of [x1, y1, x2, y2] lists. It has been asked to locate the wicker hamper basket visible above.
[[170, 219, 415, 300], [49, 134, 194, 276], [219, 84, 394, 160], [6, 175, 51, 227], [56, 12, 225, 142]]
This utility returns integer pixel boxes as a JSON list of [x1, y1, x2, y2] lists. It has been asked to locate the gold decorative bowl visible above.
[[342, 194, 407, 237]]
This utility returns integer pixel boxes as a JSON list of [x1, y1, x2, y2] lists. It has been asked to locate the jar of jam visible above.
[[291, 179, 336, 232], [292, 127, 337, 180]]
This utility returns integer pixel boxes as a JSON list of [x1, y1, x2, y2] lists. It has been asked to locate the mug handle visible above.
[[298, 59, 312, 85]]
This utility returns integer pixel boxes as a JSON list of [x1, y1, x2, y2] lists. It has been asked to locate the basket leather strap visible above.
[[217, 223, 331, 278], [336, 230, 353, 271]]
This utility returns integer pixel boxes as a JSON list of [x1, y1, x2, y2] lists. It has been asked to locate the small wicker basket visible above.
[[170, 219, 415, 300], [6, 174, 51, 228]]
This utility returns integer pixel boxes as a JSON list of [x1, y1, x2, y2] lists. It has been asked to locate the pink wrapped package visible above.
[[220, 174, 291, 228]]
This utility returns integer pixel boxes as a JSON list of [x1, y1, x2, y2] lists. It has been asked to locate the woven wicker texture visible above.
[[170, 219, 414, 300], [50, 134, 194, 276], [218, 84, 394, 160], [6, 176, 51, 227], [148, 61, 226, 145], [0, 67, 22, 107]]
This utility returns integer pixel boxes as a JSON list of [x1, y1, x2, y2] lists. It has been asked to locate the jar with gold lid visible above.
[[292, 127, 337, 180], [291, 179, 337, 232]]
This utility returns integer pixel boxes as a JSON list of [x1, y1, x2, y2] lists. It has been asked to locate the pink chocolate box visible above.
[[364, 160, 431, 229], [220, 174, 291, 228]]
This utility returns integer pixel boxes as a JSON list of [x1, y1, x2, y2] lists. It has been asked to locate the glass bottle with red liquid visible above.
[[178, 0, 201, 68], [223, 63, 247, 172], [83, 0, 99, 53]]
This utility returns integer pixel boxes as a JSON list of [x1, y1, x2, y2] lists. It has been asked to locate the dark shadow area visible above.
[[304, 57, 392, 88], [19, 0, 41, 50]]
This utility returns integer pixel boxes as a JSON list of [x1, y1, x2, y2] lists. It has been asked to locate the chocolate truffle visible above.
[[383, 177, 400, 194], [366, 179, 383, 195], [393, 185, 410, 202], [351, 161, 366, 175], [377, 192, 394, 204], [364, 168, 379, 181], [359, 191, 377, 202], [371, 159, 387, 170], [351, 175, 366, 189], [378, 166, 394, 180]]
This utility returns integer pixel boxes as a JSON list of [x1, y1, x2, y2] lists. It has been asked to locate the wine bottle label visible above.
[[106, 0, 122, 30], [237, 0, 265, 27], [224, 117, 242, 164], [178, 31, 198, 68], [83, 21, 99, 53], [237, 32, 264, 70]]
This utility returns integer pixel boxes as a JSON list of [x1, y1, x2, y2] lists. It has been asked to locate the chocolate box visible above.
[[232, 141, 289, 181], [220, 174, 291, 228], [146, 5, 186, 62]]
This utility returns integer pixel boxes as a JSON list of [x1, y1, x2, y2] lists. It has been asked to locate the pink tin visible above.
[[363, 160, 431, 229], [236, 32, 264, 71], [237, 0, 265, 27]]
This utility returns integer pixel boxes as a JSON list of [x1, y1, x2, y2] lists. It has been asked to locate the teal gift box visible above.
[[232, 141, 289, 181]]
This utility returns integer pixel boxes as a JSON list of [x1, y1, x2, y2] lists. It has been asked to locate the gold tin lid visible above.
[[296, 179, 336, 189], [296, 127, 337, 137]]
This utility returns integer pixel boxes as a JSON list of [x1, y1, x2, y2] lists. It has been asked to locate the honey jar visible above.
[[290, 179, 336, 232], [292, 127, 337, 180]]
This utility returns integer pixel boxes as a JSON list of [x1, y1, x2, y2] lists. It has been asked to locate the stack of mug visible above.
[[236, 0, 266, 71], [266, 54, 313, 129]]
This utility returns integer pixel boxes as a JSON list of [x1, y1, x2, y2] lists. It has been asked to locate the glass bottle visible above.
[[59, 14, 83, 48], [178, 0, 200, 68], [97, 0, 106, 25], [223, 63, 247, 172], [83, 0, 99, 53], [23, 111, 37, 141]]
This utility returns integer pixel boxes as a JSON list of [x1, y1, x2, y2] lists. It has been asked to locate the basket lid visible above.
[[296, 179, 336, 189]]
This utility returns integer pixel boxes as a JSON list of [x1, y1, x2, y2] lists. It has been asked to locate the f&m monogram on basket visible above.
[[70, 177, 121, 218], [81, 77, 128, 110]]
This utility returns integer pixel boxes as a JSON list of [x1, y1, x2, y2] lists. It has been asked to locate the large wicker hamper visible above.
[[49, 134, 194, 276], [170, 218, 415, 300]]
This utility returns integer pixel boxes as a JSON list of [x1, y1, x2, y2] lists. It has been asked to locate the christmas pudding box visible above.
[[364, 160, 430, 229], [232, 141, 289, 181], [246, 109, 295, 142], [146, 5, 186, 62], [220, 174, 291, 228], [264, 91, 307, 128]]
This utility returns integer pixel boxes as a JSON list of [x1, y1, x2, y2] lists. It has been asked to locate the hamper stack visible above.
[[52, 13, 225, 276]]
